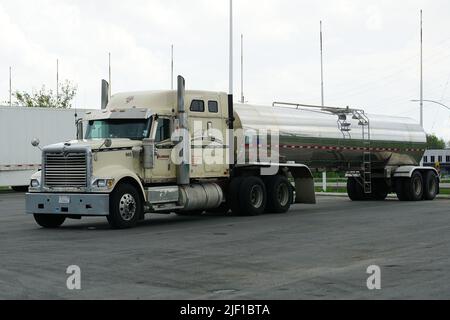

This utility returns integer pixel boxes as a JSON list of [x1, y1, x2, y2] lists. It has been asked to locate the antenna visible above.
[[229, 0, 233, 95], [240, 34, 244, 103], [9, 66, 12, 107], [420, 10, 424, 127], [108, 52, 112, 100], [171, 45, 174, 90], [320, 21, 325, 107], [56, 59, 59, 107]]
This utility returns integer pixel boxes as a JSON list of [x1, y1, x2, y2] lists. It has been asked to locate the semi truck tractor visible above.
[[25, 76, 438, 229]]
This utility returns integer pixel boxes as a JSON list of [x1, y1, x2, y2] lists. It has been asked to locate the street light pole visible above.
[[411, 99, 450, 112]]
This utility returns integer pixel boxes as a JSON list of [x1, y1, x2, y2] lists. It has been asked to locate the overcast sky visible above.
[[1, 0, 450, 140]]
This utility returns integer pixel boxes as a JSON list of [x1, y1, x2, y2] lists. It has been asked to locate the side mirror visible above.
[[143, 139, 155, 169], [76, 120, 84, 140], [31, 138, 40, 148], [104, 138, 112, 148]]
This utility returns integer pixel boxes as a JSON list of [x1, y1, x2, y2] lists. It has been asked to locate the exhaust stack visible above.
[[177, 75, 190, 185], [101, 79, 109, 109]]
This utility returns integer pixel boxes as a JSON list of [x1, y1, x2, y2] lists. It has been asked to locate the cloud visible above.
[[1, 0, 450, 140]]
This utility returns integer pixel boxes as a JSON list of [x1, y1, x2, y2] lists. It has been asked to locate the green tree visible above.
[[13, 80, 77, 109], [426, 134, 446, 150]]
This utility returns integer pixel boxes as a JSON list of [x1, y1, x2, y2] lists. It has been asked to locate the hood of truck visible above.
[[43, 139, 142, 152]]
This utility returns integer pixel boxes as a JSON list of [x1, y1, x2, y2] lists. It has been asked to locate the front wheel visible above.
[[34, 214, 66, 228], [107, 183, 143, 229]]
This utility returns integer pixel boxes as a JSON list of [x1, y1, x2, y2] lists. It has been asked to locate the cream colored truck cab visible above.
[[26, 77, 313, 229]]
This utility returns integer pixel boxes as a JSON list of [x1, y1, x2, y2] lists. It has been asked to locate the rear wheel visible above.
[[107, 183, 142, 229], [264, 175, 293, 213], [229, 177, 245, 215], [238, 177, 267, 216], [34, 214, 66, 228], [398, 172, 424, 201], [423, 171, 439, 201], [396, 178, 409, 201], [347, 177, 365, 201], [371, 179, 389, 201]]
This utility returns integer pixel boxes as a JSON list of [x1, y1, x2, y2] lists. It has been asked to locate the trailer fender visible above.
[[393, 166, 439, 180]]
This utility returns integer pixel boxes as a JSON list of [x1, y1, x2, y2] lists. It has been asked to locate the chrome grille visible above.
[[44, 152, 87, 188]]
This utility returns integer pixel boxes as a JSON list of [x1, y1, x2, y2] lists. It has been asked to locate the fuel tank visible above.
[[233, 103, 426, 172]]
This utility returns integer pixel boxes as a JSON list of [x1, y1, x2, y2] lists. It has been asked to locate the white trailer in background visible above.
[[0, 106, 93, 190]]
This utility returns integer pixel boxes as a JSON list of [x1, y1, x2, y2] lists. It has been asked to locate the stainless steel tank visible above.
[[234, 103, 426, 172]]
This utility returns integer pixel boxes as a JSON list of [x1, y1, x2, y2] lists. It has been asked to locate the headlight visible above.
[[93, 179, 115, 189], [30, 179, 40, 188]]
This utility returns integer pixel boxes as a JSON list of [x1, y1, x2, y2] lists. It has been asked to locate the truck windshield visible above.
[[85, 119, 151, 140]]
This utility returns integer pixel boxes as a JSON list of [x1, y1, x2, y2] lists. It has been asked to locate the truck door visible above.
[[151, 117, 176, 182]]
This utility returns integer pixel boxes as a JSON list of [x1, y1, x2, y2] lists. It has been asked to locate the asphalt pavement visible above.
[[0, 192, 449, 299]]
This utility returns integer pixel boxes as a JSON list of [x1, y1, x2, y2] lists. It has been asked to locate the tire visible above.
[[423, 171, 438, 201], [347, 178, 365, 201], [34, 214, 66, 228], [229, 177, 245, 215], [107, 183, 143, 229], [395, 178, 409, 201], [264, 175, 293, 213], [371, 179, 389, 201], [402, 172, 424, 202], [12, 186, 29, 192], [238, 177, 267, 216]]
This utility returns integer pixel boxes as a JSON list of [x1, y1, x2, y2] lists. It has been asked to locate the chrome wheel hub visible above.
[[119, 193, 136, 221], [250, 185, 264, 208], [277, 184, 290, 206]]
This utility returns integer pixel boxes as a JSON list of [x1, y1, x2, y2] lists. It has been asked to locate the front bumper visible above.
[[26, 193, 110, 216]]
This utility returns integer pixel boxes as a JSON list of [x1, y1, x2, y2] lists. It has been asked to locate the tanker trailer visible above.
[[234, 102, 438, 202]]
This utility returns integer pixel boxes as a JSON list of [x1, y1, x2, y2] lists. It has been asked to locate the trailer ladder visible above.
[[352, 110, 372, 194]]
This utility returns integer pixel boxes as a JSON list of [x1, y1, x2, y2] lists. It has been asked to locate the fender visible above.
[[93, 165, 146, 201], [393, 166, 439, 179]]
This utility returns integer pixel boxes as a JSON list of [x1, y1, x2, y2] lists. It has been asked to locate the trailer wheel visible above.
[[264, 175, 293, 213], [395, 178, 409, 201], [107, 183, 142, 229], [402, 171, 424, 201], [423, 171, 438, 201], [371, 179, 389, 201], [347, 178, 365, 201], [229, 177, 245, 215], [33, 214, 66, 228], [238, 177, 267, 216]]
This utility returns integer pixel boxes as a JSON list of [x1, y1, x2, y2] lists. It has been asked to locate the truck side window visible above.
[[208, 101, 219, 113], [155, 119, 171, 142], [190, 100, 205, 112]]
